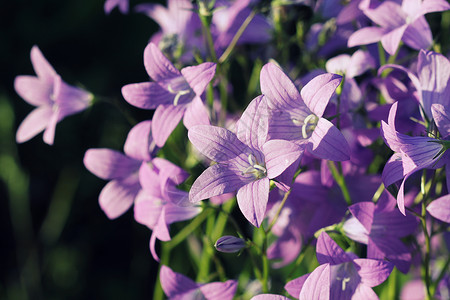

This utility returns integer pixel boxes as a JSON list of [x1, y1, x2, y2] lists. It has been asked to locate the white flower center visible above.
[[241, 154, 267, 179]]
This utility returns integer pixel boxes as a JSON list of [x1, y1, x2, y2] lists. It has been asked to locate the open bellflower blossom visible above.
[[160, 265, 238, 300], [260, 62, 350, 162], [83, 120, 156, 219], [285, 232, 393, 300], [14, 46, 93, 145], [343, 192, 419, 273], [348, 0, 450, 55], [381, 101, 450, 215], [134, 159, 201, 261], [122, 43, 216, 147], [188, 96, 303, 227]]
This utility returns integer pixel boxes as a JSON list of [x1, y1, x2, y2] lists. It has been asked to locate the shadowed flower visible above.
[[14, 46, 93, 145], [160, 265, 238, 300], [188, 96, 303, 227], [122, 43, 216, 147]]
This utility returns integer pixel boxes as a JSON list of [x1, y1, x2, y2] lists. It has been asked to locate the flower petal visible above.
[[14, 76, 53, 106], [121, 82, 173, 109], [30, 45, 57, 82], [364, 1, 407, 29], [84, 148, 141, 180], [251, 295, 291, 300], [143, 43, 180, 81], [263, 139, 303, 179], [402, 16, 432, 51], [353, 258, 393, 287], [183, 96, 210, 129], [124, 120, 155, 161], [432, 104, 450, 138], [200, 280, 238, 300], [181, 62, 216, 97], [348, 202, 375, 233], [285, 274, 309, 298], [381, 25, 408, 56], [133, 190, 162, 229], [16, 106, 52, 143], [236, 95, 269, 151], [299, 264, 330, 300], [237, 178, 269, 227], [160, 265, 199, 298], [348, 27, 388, 47], [152, 104, 186, 147], [99, 175, 140, 219], [316, 232, 350, 265], [307, 118, 350, 161], [427, 194, 450, 223], [300, 73, 342, 117], [368, 237, 411, 273]]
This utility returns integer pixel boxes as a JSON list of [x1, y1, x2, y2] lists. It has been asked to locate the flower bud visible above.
[[214, 236, 245, 253]]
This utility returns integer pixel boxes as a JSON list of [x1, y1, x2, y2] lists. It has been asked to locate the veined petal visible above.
[[16, 106, 52, 143], [189, 164, 246, 203], [377, 65, 421, 94], [14, 76, 52, 106], [352, 284, 379, 300], [135, 3, 172, 31], [188, 125, 247, 162], [164, 202, 201, 224], [348, 202, 375, 233], [236, 95, 269, 151], [402, 16, 432, 51], [133, 190, 162, 229], [42, 108, 59, 145], [363, 1, 407, 29], [153, 157, 189, 186], [237, 177, 269, 227], [301, 73, 342, 117], [299, 264, 330, 300], [307, 118, 350, 161], [153, 206, 171, 241], [381, 25, 408, 56], [285, 274, 309, 298], [368, 237, 411, 273], [353, 258, 393, 287], [124, 120, 154, 161], [160, 265, 199, 298], [263, 139, 303, 179], [325, 54, 351, 75], [343, 217, 370, 244], [152, 104, 185, 147], [347, 50, 376, 79], [348, 27, 389, 47], [431, 104, 450, 138], [143, 43, 180, 81], [121, 82, 173, 109], [200, 280, 238, 300], [139, 162, 162, 197], [30, 45, 57, 82], [99, 175, 140, 219], [181, 62, 216, 97], [84, 148, 141, 180], [260, 62, 304, 111], [53, 76, 92, 116], [317, 232, 350, 265], [413, 0, 450, 20], [427, 194, 450, 223], [183, 96, 210, 129]]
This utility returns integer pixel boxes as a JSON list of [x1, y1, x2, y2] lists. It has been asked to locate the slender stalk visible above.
[[420, 170, 432, 300], [265, 189, 292, 234], [153, 243, 171, 300], [327, 161, 351, 205], [260, 226, 270, 293], [218, 10, 257, 64], [199, 14, 218, 63]]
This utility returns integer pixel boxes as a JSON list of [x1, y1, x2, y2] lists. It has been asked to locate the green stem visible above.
[[153, 243, 171, 300], [199, 14, 218, 63], [265, 189, 291, 234], [218, 10, 257, 64], [327, 161, 351, 205], [420, 171, 432, 300], [260, 226, 270, 293]]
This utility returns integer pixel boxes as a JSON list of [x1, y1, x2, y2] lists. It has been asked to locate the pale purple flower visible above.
[[160, 265, 238, 300], [188, 96, 303, 227], [104, 0, 129, 14], [348, 0, 450, 55], [260, 62, 350, 161], [380, 101, 450, 214], [122, 43, 216, 147], [215, 235, 246, 253], [83, 120, 155, 219], [134, 159, 201, 261], [14, 46, 92, 145], [427, 194, 450, 223], [285, 232, 393, 300], [343, 191, 419, 273]]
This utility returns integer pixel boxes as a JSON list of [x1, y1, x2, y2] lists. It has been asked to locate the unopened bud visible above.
[[215, 236, 245, 253]]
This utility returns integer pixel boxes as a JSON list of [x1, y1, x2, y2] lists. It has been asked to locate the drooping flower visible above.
[[260, 62, 350, 162], [285, 232, 393, 300], [122, 43, 216, 147], [160, 265, 238, 300], [343, 191, 419, 273], [14, 46, 93, 145], [104, 0, 129, 14], [189, 96, 303, 227], [348, 0, 450, 55], [83, 120, 156, 219], [134, 159, 201, 261]]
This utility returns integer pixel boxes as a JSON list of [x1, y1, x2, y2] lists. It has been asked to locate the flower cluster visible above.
[[14, 0, 450, 299]]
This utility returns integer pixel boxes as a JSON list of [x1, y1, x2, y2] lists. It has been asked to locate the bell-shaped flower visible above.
[[285, 232, 393, 300], [260, 62, 350, 162], [83, 120, 156, 219], [348, 0, 450, 55], [134, 159, 201, 261], [160, 265, 238, 300], [122, 43, 216, 147], [14, 46, 93, 145], [343, 192, 419, 273], [188, 96, 303, 227]]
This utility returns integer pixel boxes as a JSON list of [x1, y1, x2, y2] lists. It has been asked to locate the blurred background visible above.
[[1, 1, 164, 299]]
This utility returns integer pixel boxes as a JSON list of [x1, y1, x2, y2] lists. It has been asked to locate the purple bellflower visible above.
[[343, 191, 419, 273], [122, 43, 216, 147], [104, 0, 129, 14], [134, 159, 201, 261], [260, 62, 350, 162], [285, 232, 393, 300], [348, 0, 450, 55], [160, 265, 238, 300], [14, 46, 93, 145], [381, 101, 450, 215], [83, 120, 156, 219], [427, 194, 450, 223], [188, 96, 303, 227]]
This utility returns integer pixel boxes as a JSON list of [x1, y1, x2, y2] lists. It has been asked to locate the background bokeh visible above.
[[1, 1, 164, 299]]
